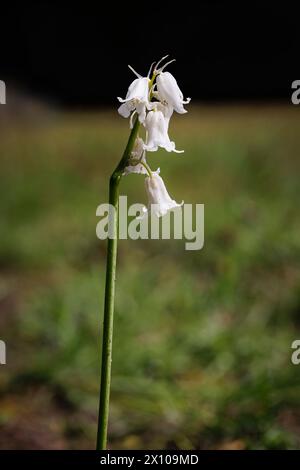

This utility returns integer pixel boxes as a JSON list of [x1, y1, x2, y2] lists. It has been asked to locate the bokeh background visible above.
[[0, 3, 300, 449]]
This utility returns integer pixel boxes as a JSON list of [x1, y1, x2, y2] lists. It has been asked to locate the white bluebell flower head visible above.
[[156, 71, 191, 114], [143, 110, 183, 153], [144, 172, 183, 218], [118, 75, 150, 123]]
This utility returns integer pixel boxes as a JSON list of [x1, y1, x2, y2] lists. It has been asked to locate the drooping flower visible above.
[[143, 110, 183, 153], [117, 63, 153, 124], [143, 172, 183, 217], [156, 71, 191, 114], [154, 101, 174, 128], [118, 76, 150, 123]]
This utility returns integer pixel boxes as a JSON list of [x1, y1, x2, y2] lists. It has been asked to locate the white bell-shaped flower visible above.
[[118, 77, 150, 123], [144, 172, 183, 218], [143, 110, 183, 153], [156, 71, 191, 114]]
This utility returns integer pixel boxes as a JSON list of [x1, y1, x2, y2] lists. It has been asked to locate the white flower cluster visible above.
[[117, 56, 190, 218]]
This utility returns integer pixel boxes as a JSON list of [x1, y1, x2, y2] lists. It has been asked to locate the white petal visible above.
[[118, 102, 131, 118], [126, 77, 149, 102], [143, 110, 183, 153], [156, 72, 190, 114], [135, 102, 146, 123], [154, 102, 174, 128], [144, 172, 183, 218]]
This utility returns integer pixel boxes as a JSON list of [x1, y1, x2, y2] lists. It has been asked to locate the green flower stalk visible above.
[[97, 56, 190, 450], [96, 117, 140, 450]]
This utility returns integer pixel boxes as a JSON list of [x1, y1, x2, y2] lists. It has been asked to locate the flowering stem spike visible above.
[[97, 58, 190, 449]]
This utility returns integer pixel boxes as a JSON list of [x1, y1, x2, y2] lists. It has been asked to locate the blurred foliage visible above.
[[0, 105, 300, 449]]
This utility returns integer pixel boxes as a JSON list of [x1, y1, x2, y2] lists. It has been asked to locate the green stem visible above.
[[115, 117, 141, 176], [96, 117, 140, 450]]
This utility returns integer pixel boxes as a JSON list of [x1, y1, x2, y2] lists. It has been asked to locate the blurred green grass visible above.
[[0, 105, 300, 449]]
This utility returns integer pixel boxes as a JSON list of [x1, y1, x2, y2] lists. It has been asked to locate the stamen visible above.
[[128, 64, 142, 78]]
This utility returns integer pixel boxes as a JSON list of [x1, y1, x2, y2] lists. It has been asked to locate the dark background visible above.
[[0, 2, 298, 106]]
